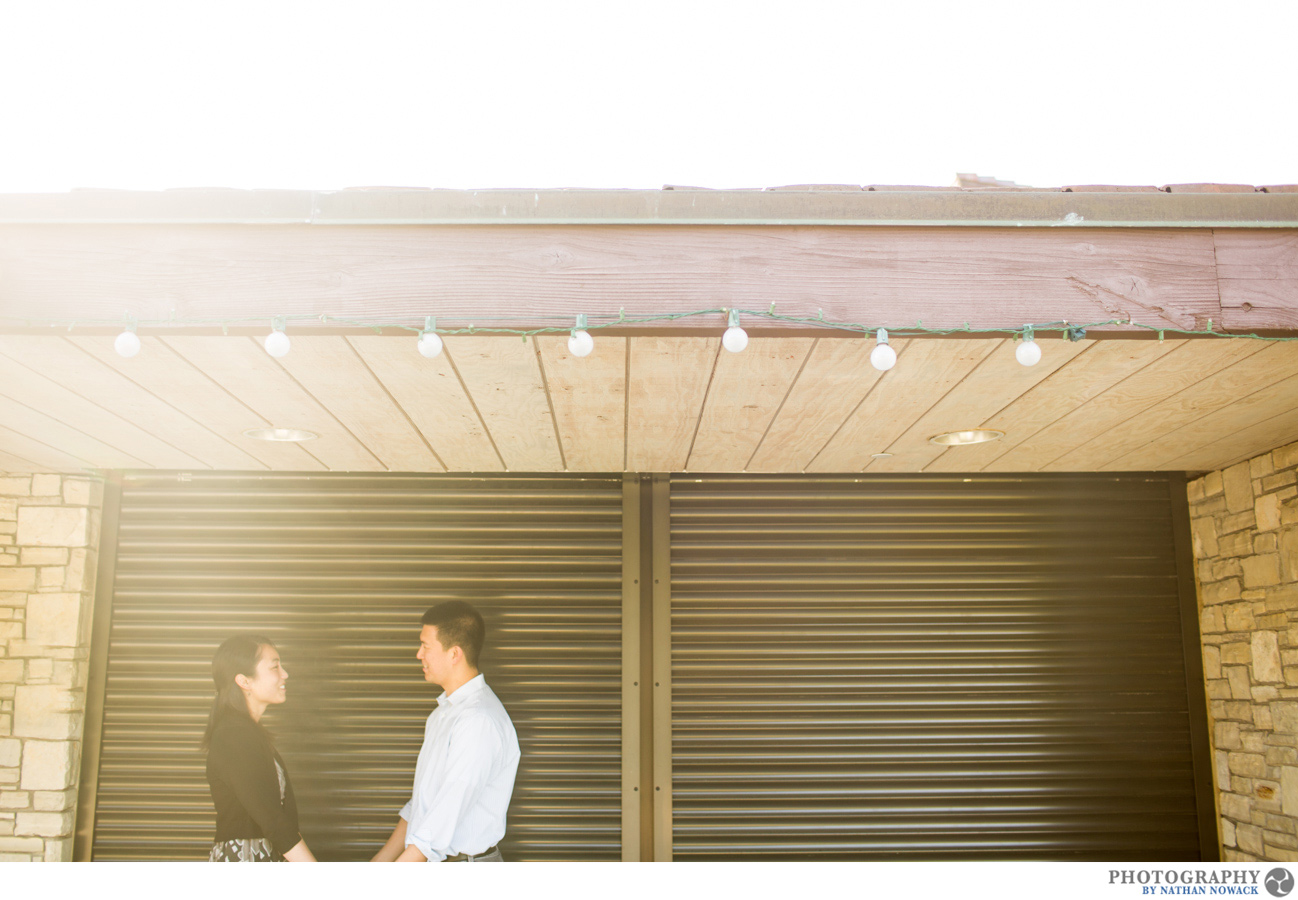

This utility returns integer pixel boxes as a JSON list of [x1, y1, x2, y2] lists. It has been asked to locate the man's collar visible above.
[[437, 672, 486, 707]]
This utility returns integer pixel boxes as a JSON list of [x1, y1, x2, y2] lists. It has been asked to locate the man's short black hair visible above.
[[421, 601, 486, 669]]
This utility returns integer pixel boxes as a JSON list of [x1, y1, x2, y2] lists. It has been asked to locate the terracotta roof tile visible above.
[[766, 184, 864, 191], [1162, 183, 1256, 193], [1259, 185, 1298, 193], [865, 185, 962, 192], [1063, 185, 1163, 192]]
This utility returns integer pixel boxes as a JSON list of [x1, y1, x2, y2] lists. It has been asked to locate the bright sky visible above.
[[2, 0, 1295, 193]]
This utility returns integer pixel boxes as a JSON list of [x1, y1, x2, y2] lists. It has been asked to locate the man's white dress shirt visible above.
[[399, 673, 520, 861]]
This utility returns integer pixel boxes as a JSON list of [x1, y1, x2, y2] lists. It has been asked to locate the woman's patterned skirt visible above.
[[208, 838, 283, 862]]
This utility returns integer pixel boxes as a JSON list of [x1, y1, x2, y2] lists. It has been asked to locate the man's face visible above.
[[416, 624, 454, 685]]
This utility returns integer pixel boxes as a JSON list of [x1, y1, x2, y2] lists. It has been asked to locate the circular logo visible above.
[[1266, 868, 1295, 898]]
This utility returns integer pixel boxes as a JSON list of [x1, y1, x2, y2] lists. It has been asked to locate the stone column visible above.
[[0, 473, 104, 862], [1189, 440, 1298, 862]]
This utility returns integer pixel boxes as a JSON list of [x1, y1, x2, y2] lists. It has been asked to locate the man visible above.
[[371, 601, 521, 862]]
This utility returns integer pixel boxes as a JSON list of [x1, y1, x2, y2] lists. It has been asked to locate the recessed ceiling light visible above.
[[929, 429, 1005, 446], [243, 427, 318, 442], [870, 452, 893, 458]]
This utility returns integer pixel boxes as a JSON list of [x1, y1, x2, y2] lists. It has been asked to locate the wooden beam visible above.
[[0, 224, 1259, 331], [1214, 230, 1298, 330]]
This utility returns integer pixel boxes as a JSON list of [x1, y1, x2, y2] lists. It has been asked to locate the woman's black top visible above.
[[205, 712, 301, 855]]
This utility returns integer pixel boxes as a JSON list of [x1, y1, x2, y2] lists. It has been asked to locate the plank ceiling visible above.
[[0, 332, 1294, 476]]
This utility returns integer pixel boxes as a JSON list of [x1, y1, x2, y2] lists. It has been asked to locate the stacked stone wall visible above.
[[1190, 440, 1298, 861], [0, 473, 104, 862]]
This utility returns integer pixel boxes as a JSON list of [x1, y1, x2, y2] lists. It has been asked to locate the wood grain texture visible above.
[[272, 336, 442, 471], [867, 338, 1090, 472], [347, 335, 501, 472], [69, 336, 292, 470], [0, 394, 145, 469], [928, 341, 1179, 473], [626, 337, 717, 472], [1081, 341, 1298, 470], [747, 338, 898, 472], [687, 338, 815, 472], [0, 225, 1234, 329], [0, 447, 55, 473], [160, 336, 383, 471], [535, 335, 626, 472], [1214, 231, 1298, 330], [0, 423, 95, 472], [809, 340, 999, 472], [1102, 366, 1298, 471], [1160, 400, 1298, 473], [446, 336, 562, 472], [0, 341, 209, 469], [1022, 339, 1268, 471]]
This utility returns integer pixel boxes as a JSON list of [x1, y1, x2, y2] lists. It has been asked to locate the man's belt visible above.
[[443, 845, 498, 862]]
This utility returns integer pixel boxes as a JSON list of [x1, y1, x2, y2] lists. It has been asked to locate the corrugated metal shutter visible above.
[[90, 472, 624, 861], [667, 473, 1200, 860]]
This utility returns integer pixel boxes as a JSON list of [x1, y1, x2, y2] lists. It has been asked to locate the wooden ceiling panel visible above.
[[0, 332, 1294, 476], [1018, 339, 1268, 471], [934, 340, 1178, 473], [1060, 341, 1298, 471], [625, 337, 717, 472], [1161, 403, 1298, 473], [0, 423, 96, 472], [446, 336, 562, 472], [688, 338, 815, 472], [0, 395, 145, 469], [160, 336, 383, 471], [866, 338, 1090, 473], [0, 446, 55, 473], [747, 338, 895, 473], [809, 340, 1002, 473], [347, 335, 501, 472], [69, 336, 309, 470], [272, 336, 443, 472], [535, 335, 626, 473], [0, 345, 209, 470], [1102, 369, 1298, 471]]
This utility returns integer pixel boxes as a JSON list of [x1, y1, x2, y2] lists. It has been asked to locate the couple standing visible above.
[[202, 601, 521, 862]]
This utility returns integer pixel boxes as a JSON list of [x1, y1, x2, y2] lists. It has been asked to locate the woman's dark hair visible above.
[[201, 634, 276, 750]]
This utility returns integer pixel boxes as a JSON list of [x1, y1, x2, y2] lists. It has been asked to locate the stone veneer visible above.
[[0, 473, 104, 862], [1189, 439, 1298, 862]]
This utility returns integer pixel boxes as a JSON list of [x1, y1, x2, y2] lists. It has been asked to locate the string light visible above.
[[114, 321, 141, 358], [4, 308, 1293, 371], [264, 318, 290, 358], [721, 309, 748, 353], [869, 328, 897, 371], [1015, 325, 1042, 366], [417, 316, 443, 358], [568, 314, 594, 357]]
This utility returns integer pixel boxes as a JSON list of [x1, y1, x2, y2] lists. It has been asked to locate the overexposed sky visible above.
[[2, 0, 1295, 193]]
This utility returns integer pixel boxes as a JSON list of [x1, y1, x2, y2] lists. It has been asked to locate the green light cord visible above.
[[0, 307, 1294, 341]]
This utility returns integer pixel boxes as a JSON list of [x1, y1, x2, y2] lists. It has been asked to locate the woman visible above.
[[202, 634, 316, 862]]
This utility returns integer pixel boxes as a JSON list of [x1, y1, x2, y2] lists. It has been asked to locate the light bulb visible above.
[[568, 329, 594, 357], [870, 328, 896, 371], [264, 329, 291, 358], [1016, 338, 1041, 366], [870, 343, 896, 371], [417, 331, 443, 358], [114, 329, 141, 358], [721, 326, 747, 353]]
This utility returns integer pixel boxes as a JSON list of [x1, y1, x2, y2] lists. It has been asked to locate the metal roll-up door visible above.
[[89, 472, 624, 861], [667, 473, 1202, 860]]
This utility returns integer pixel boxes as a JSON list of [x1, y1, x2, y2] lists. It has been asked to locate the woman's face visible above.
[[241, 645, 289, 707]]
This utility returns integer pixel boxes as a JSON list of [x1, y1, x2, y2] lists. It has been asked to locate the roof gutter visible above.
[[0, 188, 1296, 227]]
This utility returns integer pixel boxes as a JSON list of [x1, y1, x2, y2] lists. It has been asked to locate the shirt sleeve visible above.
[[211, 724, 303, 855], [405, 713, 503, 862]]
